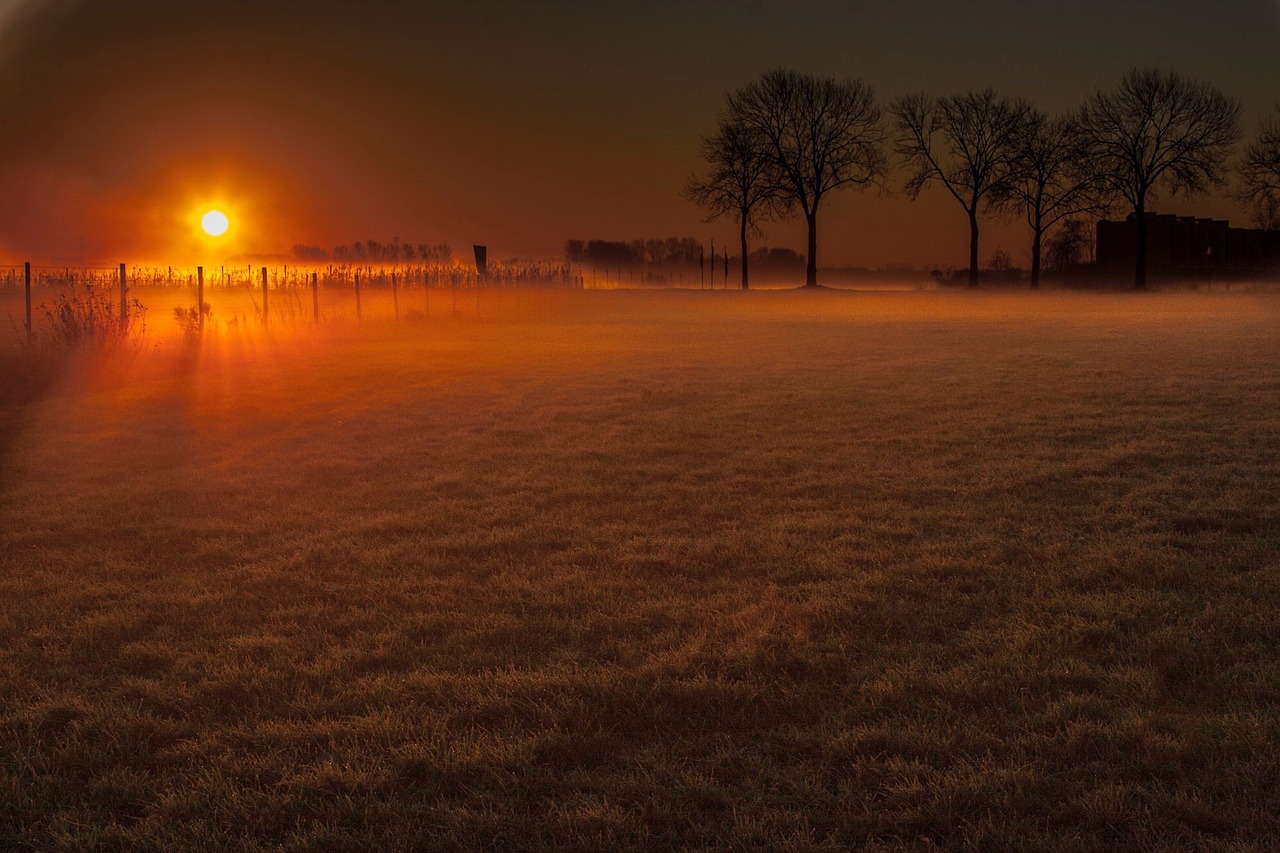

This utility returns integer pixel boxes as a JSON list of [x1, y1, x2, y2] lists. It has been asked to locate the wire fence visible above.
[[0, 260, 583, 291], [0, 258, 734, 293], [0, 258, 724, 349]]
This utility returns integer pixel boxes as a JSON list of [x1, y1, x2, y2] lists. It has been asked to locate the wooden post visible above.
[[118, 263, 128, 327], [355, 272, 362, 321], [392, 271, 399, 320], [24, 262, 32, 346], [260, 267, 268, 328], [312, 272, 319, 323], [197, 266, 205, 332]]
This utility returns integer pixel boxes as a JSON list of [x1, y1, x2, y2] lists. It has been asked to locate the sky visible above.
[[1, 0, 1278, 268]]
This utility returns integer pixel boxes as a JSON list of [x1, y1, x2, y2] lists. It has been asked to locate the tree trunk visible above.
[[1134, 198, 1148, 290], [740, 218, 750, 290], [804, 211, 818, 287], [1030, 218, 1042, 290], [967, 208, 980, 288]]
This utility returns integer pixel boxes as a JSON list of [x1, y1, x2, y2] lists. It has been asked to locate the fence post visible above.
[[118, 263, 128, 327], [261, 267, 268, 328], [392, 271, 399, 320], [312, 272, 319, 323], [197, 266, 205, 332], [22, 258, 34, 343], [355, 272, 362, 321], [24, 262, 32, 346]]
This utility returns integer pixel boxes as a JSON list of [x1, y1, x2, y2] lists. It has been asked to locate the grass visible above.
[[1, 288, 1279, 850]]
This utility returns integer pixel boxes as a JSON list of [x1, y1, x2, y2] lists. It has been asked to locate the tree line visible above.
[[292, 240, 454, 263], [564, 237, 704, 268], [561, 238, 806, 281], [687, 67, 1280, 290]]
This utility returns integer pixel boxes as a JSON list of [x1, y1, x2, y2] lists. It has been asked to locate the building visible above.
[[1096, 212, 1280, 279]]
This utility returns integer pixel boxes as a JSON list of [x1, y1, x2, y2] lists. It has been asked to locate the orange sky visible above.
[[1, 0, 1277, 269]]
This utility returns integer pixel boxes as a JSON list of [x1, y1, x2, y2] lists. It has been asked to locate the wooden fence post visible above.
[[312, 272, 319, 323], [197, 266, 205, 332], [118, 263, 128, 327], [261, 267, 268, 328], [24, 262, 32, 346]]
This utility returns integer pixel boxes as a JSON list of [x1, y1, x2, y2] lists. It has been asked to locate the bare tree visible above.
[[1045, 218, 1094, 271], [684, 119, 788, 289], [1078, 68, 1241, 289], [1237, 108, 1280, 230], [726, 68, 886, 287], [892, 88, 1033, 288], [1001, 111, 1111, 288]]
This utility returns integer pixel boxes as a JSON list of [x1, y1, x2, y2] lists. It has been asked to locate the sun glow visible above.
[[201, 209, 230, 237]]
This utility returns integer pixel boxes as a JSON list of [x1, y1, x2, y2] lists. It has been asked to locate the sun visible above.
[[201, 209, 230, 237]]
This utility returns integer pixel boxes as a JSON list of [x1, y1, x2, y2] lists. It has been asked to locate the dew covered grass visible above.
[[2, 287, 1278, 849]]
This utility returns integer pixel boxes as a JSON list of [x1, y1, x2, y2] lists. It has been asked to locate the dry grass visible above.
[[1, 288, 1278, 850]]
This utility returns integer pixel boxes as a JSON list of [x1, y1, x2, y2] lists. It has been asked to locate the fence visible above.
[[0, 260, 586, 291], [2, 259, 601, 341]]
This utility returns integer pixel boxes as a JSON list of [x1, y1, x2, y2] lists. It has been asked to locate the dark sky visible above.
[[2, 0, 1277, 266]]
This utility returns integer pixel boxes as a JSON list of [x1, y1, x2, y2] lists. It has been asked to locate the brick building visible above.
[[1096, 212, 1280, 279]]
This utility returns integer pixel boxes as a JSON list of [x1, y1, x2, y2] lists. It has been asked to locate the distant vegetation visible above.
[[690, 66, 1262, 290], [563, 237, 703, 268], [688, 69, 885, 289], [292, 240, 454, 263], [748, 246, 805, 274]]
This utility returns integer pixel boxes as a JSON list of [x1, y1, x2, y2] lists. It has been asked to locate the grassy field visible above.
[[1, 287, 1278, 850]]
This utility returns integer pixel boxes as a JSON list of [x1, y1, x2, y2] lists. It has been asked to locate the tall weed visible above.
[[39, 283, 147, 352]]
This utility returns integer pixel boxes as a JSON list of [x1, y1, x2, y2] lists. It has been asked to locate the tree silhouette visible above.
[[892, 89, 1033, 288], [564, 240, 586, 263], [1237, 108, 1280, 230], [1078, 68, 1240, 289], [685, 119, 788, 289], [1045, 218, 1093, 271], [1001, 111, 1111, 288], [726, 69, 886, 287]]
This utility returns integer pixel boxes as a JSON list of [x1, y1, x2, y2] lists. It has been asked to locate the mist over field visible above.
[[2, 287, 1278, 848]]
